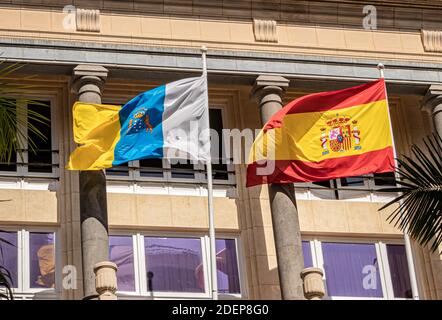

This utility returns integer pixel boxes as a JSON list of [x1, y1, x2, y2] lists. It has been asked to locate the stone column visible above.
[[251, 75, 304, 300], [94, 261, 118, 300], [301, 267, 325, 300], [423, 84, 442, 138], [72, 65, 110, 300]]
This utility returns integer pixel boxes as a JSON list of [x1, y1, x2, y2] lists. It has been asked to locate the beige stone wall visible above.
[[107, 193, 239, 231], [298, 200, 401, 235], [0, 189, 57, 224], [0, 5, 441, 63]]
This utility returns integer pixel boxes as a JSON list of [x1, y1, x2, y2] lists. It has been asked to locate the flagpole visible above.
[[201, 46, 218, 300], [377, 63, 419, 300]]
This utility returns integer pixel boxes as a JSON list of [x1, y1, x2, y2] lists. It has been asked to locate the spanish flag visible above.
[[246, 79, 394, 187]]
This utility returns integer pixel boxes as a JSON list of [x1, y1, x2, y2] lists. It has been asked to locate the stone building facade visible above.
[[0, 0, 441, 300]]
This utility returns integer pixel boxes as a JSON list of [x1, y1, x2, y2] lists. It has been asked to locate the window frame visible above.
[[108, 231, 245, 300], [301, 236, 416, 300], [0, 96, 58, 179], [0, 227, 58, 299]]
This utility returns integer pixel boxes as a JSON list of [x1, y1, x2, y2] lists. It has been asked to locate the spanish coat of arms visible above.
[[319, 114, 361, 156]]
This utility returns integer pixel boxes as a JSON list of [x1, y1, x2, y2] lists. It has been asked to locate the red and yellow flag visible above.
[[246, 79, 394, 187]]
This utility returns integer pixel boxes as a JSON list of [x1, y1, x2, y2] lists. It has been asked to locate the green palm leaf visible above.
[[0, 61, 50, 164], [379, 134, 442, 253]]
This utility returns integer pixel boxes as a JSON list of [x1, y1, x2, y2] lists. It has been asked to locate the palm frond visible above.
[[0, 232, 14, 300], [0, 265, 13, 300], [0, 61, 50, 164], [379, 134, 442, 253]]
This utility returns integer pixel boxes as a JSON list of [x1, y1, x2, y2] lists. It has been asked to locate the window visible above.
[[0, 231, 18, 287], [106, 163, 130, 177], [302, 239, 414, 300], [0, 100, 57, 177], [302, 241, 313, 268], [27, 102, 53, 173], [322, 242, 382, 298], [215, 239, 241, 294], [0, 229, 56, 298], [296, 172, 397, 202], [139, 159, 163, 178], [374, 172, 396, 187], [29, 232, 55, 289], [340, 176, 365, 187], [109, 234, 243, 298], [145, 237, 204, 293], [109, 235, 136, 292], [386, 244, 412, 298], [105, 108, 235, 186]]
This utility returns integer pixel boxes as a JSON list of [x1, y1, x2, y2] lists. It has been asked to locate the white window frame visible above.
[[301, 236, 416, 300], [0, 227, 58, 300], [109, 231, 244, 300]]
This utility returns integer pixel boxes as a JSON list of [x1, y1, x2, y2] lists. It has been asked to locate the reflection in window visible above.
[[0, 231, 18, 287], [340, 176, 365, 187], [302, 241, 313, 268], [322, 242, 382, 297], [109, 236, 136, 292], [144, 237, 204, 293], [387, 245, 412, 298], [215, 239, 240, 294], [29, 232, 55, 289]]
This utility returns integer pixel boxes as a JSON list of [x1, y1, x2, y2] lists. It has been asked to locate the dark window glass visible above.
[[28, 101, 52, 173], [109, 235, 136, 292], [386, 244, 412, 298], [106, 163, 129, 176], [216, 239, 240, 294], [313, 180, 331, 188], [0, 231, 18, 287], [340, 176, 365, 187], [302, 241, 313, 268], [29, 232, 55, 288], [322, 242, 383, 297], [209, 109, 228, 180], [171, 160, 195, 179], [139, 158, 164, 178], [0, 99, 17, 172], [144, 237, 204, 293], [374, 172, 396, 186]]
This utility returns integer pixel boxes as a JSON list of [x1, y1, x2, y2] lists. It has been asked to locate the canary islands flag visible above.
[[246, 78, 394, 187], [67, 76, 210, 170]]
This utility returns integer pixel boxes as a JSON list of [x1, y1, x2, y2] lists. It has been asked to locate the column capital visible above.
[[251, 75, 290, 103], [72, 64, 108, 95], [422, 84, 442, 114]]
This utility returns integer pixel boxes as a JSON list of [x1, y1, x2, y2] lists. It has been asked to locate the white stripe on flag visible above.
[[162, 76, 210, 161]]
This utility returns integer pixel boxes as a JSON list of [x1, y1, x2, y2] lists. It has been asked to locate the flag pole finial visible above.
[[201, 45, 208, 53], [377, 63, 385, 78]]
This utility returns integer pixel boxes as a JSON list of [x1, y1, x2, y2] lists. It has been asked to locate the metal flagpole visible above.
[[377, 63, 420, 299], [201, 46, 218, 300]]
